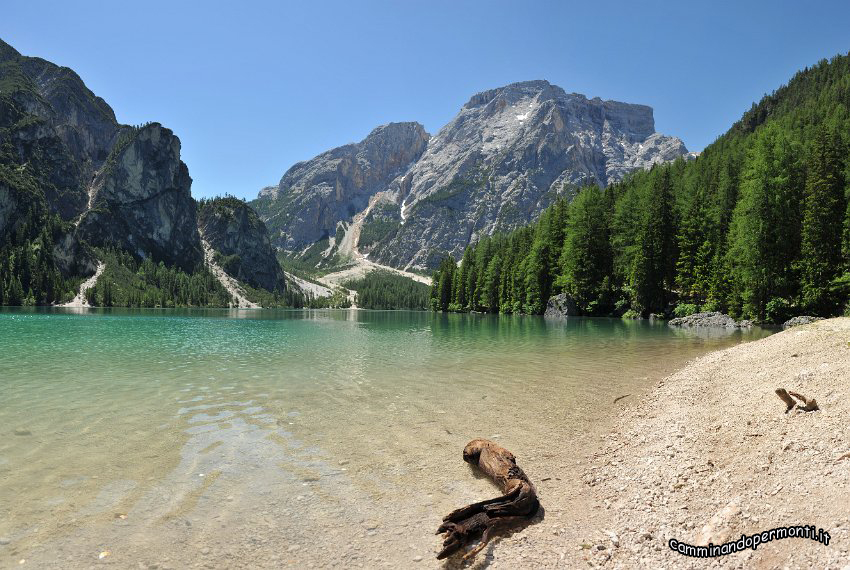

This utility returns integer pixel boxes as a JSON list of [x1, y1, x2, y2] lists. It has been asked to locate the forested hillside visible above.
[[430, 54, 850, 323], [342, 270, 430, 310]]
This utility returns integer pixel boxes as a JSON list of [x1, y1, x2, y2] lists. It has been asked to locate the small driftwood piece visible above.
[[775, 388, 819, 413], [775, 388, 796, 412], [788, 391, 819, 411], [436, 439, 539, 561]]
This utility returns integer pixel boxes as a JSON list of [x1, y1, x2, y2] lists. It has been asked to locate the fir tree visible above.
[[798, 127, 846, 313]]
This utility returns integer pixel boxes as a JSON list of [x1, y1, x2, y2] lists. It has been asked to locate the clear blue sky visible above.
[[4, 1, 850, 199]]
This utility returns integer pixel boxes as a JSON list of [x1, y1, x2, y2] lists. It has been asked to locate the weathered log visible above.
[[775, 388, 796, 412], [775, 388, 819, 412], [436, 439, 539, 561], [788, 391, 819, 412]]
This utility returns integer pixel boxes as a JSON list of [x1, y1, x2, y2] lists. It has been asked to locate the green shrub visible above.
[[673, 303, 701, 318], [765, 297, 796, 323]]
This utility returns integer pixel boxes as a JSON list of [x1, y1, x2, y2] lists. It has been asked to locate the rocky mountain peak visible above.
[[78, 123, 203, 271], [252, 80, 689, 271], [253, 121, 429, 251]]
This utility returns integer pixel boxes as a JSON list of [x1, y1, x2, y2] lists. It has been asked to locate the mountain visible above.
[[0, 38, 289, 306], [77, 123, 203, 271], [252, 122, 429, 251], [429, 53, 850, 322], [252, 80, 687, 270], [197, 196, 285, 292], [0, 39, 122, 223]]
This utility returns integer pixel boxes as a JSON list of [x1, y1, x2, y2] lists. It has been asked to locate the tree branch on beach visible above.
[[437, 439, 540, 561], [775, 388, 819, 412]]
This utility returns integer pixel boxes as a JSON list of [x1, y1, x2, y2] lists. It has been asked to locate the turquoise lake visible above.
[[0, 308, 771, 568]]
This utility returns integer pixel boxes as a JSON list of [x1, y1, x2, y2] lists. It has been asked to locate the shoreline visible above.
[[579, 317, 850, 568]]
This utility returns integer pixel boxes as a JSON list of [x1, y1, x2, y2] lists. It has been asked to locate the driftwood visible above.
[[436, 439, 539, 561], [775, 388, 819, 413], [788, 391, 819, 411]]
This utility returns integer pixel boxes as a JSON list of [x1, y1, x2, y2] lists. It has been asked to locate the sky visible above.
[[4, 1, 850, 199]]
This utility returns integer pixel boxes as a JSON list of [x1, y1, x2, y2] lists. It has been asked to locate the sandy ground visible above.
[[201, 238, 259, 309], [60, 262, 105, 308], [569, 317, 850, 569]]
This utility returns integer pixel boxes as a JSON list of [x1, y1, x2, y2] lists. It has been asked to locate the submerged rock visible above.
[[544, 293, 579, 318], [668, 312, 751, 329], [782, 316, 824, 329]]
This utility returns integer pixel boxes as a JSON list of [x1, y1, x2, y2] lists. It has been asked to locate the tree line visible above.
[[342, 270, 430, 310], [430, 54, 850, 323]]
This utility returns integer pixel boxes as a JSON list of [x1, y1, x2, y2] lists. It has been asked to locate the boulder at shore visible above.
[[544, 293, 579, 318], [782, 315, 824, 329], [668, 311, 751, 328]]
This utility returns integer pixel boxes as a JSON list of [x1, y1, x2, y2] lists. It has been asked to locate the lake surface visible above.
[[0, 308, 771, 568]]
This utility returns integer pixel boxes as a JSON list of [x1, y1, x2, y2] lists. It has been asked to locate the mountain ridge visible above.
[[252, 79, 688, 270]]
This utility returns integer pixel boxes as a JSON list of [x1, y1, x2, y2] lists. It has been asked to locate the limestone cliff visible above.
[[251, 122, 429, 251], [369, 81, 688, 269], [253, 80, 687, 270], [77, 124, 203, 271], [197, 196, 285, 292]]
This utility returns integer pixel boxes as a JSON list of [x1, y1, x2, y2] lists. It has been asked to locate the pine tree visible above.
[[799, 127, 846, 314], [630, 168, 675, 315], [556, 186, 613, 314], [675, 188, 706, 302], [726, 125, 804, 320]]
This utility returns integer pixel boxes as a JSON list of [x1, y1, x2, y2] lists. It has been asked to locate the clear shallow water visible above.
[[0, 308, 771, 568]]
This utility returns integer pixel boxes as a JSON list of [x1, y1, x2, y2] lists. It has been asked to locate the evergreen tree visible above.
[[630, 168, 675, 315], [727, 125, 802, 320], [556, 186, 613, 314], [798, 127, 846, 313]]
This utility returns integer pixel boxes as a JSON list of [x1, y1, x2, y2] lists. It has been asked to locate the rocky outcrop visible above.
[[782, 315, 824, 329], [1, 38, 288, 294], [78, 124, 203, 271], [197, 196, 286, 292], [0, 38, 121, 220], [544, 293, 579, 318], [668, 312, 752, 328], [253, 80, 687, 271], [370, 81, 687, 270], [251, 122, 429, 251]]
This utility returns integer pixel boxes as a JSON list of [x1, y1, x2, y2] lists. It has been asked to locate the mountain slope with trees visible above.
[[430, 53, 850, 323], [0, 38, 300, 308]]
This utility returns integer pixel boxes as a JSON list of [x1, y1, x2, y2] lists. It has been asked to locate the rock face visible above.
[[252, 122, 429, 251], [544, 293, 579, 318], [0, 38, 121, 220], [1, 38, 217, 278], [782, 315, 824, 329], [78, 123, 203, 271], [197, 197, 286, 292], [668, 312, 752, 329], [253, 80, 687, 270]]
